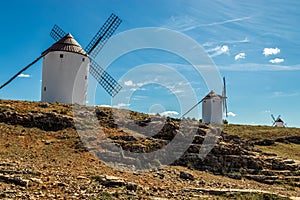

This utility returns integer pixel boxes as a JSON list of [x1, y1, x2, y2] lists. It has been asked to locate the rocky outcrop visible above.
[[0, 111, 73, 131], [1, 101, 300, 188]]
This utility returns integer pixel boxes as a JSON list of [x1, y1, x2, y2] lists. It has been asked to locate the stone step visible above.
[[244, 174, 279, 183], [283, 176, 300, 182], [261, 169, 300, 176]]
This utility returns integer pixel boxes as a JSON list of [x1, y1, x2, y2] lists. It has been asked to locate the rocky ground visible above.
[[0, 99, 300, 199]]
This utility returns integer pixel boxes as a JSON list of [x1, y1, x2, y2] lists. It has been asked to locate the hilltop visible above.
[[0, 99, 300, 199]]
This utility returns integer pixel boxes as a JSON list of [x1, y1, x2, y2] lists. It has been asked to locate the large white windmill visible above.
[[41, 33, 90, 105], [201, 77, 228, 124], [0, 14, 122, 105]]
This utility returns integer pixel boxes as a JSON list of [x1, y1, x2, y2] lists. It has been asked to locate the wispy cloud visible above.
[[123, 80, 149, 92], [234, 52, 246, 60], [207, 45, 230, 57], [203, 37, 249, 47], [219, 63, 300, 71], [272, 91, 299, 98], [263, 47, 280, 56], [200, 16, 252, 27], [18, 73, 31, 78], [164, 15, 251, 32], [222, 37, 250, 44], [269, 58, 284, 64]]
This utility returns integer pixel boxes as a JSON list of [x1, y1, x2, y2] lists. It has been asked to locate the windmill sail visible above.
[[89, 60, 122, 97], [48, 13, 122, 97], [50, 24, 67, 42], [85, 13, 122, 58], [0, 55, 43, 90], [222, 77, 228, 117], [271, 114, 276, 125]]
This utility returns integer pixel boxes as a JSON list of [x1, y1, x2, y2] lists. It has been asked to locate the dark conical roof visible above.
[[43, 33, 88, 56], [202, 90, 223, 100], [276, 118, 284, 123]]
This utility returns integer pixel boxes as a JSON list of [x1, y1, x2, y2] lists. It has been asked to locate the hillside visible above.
[[0, 99, 300, 199]]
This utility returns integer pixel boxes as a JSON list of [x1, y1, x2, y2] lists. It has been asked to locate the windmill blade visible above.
[[181, 99, 204, 119], [50, 24, 67, 41], [0, 55, 43, 90], [277, 115, 281, 121], [223, 77, 228, 117], [271, 114, 276, 121], [85, 13, 122, 58], [89, 60, 122, 97]]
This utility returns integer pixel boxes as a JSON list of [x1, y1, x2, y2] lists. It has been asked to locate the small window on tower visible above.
[[82, 58, 85, 62], [85, 75, 87, 80], [44, 86, 46, 91], [60, 54, 64, 58]]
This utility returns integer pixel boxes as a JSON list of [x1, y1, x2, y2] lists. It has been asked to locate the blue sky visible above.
[[0, 0, 300, 127]]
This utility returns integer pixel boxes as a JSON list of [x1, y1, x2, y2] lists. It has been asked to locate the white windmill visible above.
[[180, 77, 228, 124], [41, 33, 90, 105], [271, 114, 285, 127], [201, 77, 228, 124], [0, 14, 122, 105]]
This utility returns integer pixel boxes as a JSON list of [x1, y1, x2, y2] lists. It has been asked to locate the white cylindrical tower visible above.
[[202, 90, 223, 124], [41, 34, 90, 105]]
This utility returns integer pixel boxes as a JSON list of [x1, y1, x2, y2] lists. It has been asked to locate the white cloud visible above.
[[99, 103, 130, 108], [227, 112, 236, 117], [263, 47, 280, 56], [18, 73, 31, 78], [114, 103, 130, 108], [171, 89, 184, 94], [269, 58, 284, 64], [160, 111, 179, 117], [234, 52, 246, 60], [99, 104, 112, 108], [208, 45, 230, 57], [263, 110, 271, 113], [124, 80, 134, 86]]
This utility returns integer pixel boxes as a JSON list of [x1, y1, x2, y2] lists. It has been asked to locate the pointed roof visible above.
[[42, 33, 88, 56], [202, 90, 223, 101], [275, 118, 284, 123]]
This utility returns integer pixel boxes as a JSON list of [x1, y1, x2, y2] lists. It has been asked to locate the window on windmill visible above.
[[60, 54, 64, 58], [44, 86, 46, 91], [85, 75, 87, 80], [82, 58, 85, 62]]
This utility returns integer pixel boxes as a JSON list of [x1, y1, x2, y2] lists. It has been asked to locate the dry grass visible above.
[[223, 124, 300, 141], [255, 142, 300, 162]]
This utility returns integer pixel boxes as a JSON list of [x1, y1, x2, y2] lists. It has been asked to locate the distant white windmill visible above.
[[181, 77, 228, 124], [201, 77, 228, 124], [271, 114, 285, 127]]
